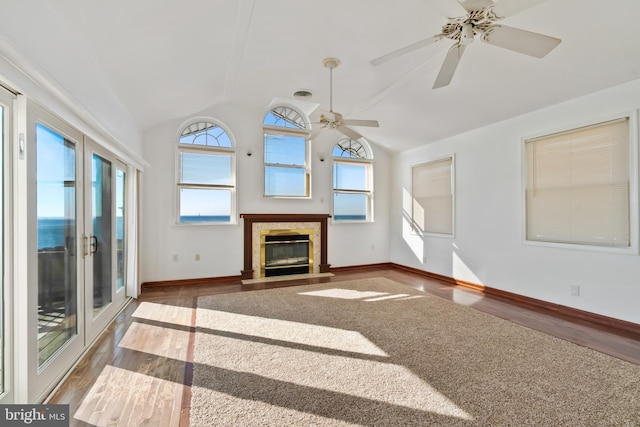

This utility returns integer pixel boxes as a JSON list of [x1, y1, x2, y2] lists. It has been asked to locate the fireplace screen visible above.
[[260, 229, 314, 277]]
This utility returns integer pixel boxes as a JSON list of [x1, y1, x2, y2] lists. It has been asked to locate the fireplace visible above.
[[240, 214, 331, 280], [261, 229, 313, 277]]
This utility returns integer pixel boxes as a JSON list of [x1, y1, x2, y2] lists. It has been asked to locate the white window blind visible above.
[[525, 118, 630, 247], [263, 106, 310, 198], [176, 120, 236, 224], [412, 157, 453, 234]]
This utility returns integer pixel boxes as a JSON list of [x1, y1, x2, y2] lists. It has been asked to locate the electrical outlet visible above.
[[570, 284, 580, 296], [173, 254, 179, 262], [195, 254, 201, 261]]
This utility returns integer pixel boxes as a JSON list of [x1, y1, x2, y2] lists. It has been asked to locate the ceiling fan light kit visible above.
[[370, 0, 561, 88], [313, 57, 379, 140]]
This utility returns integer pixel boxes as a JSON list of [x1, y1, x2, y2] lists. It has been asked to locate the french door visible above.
[[27, 101, 129, 402], [84, 141, 127, 340]]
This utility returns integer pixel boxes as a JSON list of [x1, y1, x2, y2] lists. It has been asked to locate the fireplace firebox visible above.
[[261, 229, 313, 277]]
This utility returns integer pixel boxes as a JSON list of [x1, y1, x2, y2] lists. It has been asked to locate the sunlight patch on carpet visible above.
[[300, 287, 424, 303], [199, 309, 388, 357], [298, 288, 389, 300], [195, 326, 473, 420], [364, 293, 415, 301]]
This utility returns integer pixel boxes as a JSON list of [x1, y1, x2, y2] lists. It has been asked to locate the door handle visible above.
[[83, 234, 89, 257], [90, 235, 98, 254]]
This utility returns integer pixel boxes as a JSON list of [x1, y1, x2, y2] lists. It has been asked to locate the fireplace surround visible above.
[[240, 214, 331, 280]]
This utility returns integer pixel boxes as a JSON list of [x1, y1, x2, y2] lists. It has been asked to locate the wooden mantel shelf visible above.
[[240, 213, 331, 221], [240, 213, 331, 280]]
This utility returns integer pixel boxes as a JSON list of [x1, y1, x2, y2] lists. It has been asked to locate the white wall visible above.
[[0, 2, 144, 161], [140, 102, 390, 282], [390, 79, 640, 324]]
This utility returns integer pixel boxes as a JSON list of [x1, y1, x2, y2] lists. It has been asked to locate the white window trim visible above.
[[411, 154, 456, 238], [175, 140, 237, 226], [262, 126, 311, 199], [521, 110, 639, 254], [331, 156, 374, 223]]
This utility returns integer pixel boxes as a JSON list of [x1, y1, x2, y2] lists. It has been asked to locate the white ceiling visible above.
[[2, 0, 640, 152]]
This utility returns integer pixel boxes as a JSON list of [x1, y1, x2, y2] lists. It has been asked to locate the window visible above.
[[177, 121, 235, 223], [525, 117, 633, 248], [263, 106, 310, 197], [412, 156, 454, 235], [333, 139, 373, 221]]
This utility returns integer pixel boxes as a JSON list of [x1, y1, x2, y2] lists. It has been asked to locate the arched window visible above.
[[263, 106, 310, 197], [176, 120, 236, 224], [179, 122, 232, 147], [332, 138, 374, 222], [264, 106, 307, 130]]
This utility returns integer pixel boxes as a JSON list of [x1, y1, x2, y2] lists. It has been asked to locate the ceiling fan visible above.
[[370, 0, 561, 89], [314, 57, 379, 140]]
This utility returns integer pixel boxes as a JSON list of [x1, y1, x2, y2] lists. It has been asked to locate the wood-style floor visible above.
[[47, 266, 640, 426]]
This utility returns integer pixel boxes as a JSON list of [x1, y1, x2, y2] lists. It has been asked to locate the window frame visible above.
[[331, 139, 374, 223], [521, 111, 639, 254], [263, 106, 311, 199], [410, 155, 455, 237], [175, 120, 237, 225]]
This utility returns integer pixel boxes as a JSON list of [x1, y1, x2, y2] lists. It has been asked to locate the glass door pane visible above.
[[84, 143, 127, 343], [91, 154, 112, 317], [115, 167, 126, 291], [36, 123, 78, 367]]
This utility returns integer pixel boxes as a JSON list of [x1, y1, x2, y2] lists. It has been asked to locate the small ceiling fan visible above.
[[371, 0, 561, 89], [314, 57, 379, 140]]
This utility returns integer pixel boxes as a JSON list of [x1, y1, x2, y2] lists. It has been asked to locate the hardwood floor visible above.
[[47, 266, 640, 426]]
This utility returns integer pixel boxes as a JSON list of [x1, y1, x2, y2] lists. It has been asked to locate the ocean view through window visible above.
[[36, 123, 79, 366], [332, 138, 373, 221], [176, 120, 236, 224]]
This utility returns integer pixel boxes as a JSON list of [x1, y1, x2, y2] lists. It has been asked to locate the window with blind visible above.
[[525, 117, 630, 248], [332, 138, 373, 222], [263, 106, 310, 197], [176, 121, 235, 224], [412, 156, 454, 235]]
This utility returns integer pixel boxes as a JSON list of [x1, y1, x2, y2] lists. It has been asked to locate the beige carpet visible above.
[[190, 277, 640, 426]]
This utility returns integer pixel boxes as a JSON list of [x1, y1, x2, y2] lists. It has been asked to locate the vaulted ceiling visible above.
[[2, 0, 640, 152]]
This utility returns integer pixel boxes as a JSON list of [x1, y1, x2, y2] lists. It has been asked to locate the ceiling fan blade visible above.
[[433, 44, 467, 89], [483, 25, 560, 58], [371, 35, 443, 66], [491, 0, 549, 18], [457, 0, 494, 13], [336, 125, 364, 140], [341, 119, 380, 128]]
